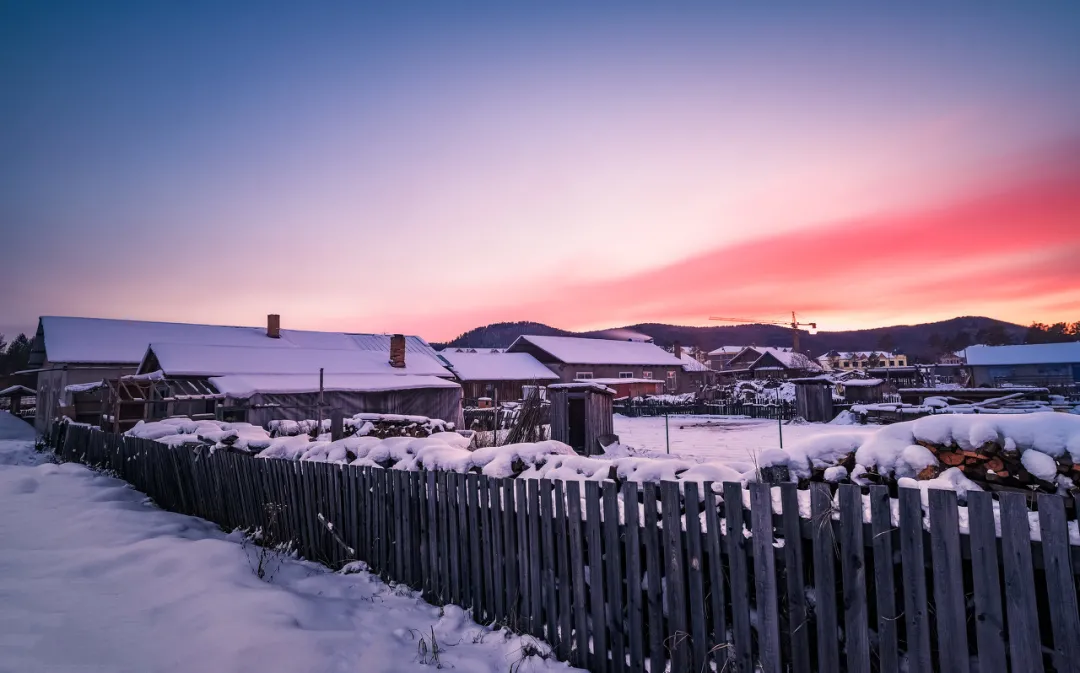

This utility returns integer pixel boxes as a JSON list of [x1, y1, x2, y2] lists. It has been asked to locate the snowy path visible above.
[[0, 413, 576, 673]]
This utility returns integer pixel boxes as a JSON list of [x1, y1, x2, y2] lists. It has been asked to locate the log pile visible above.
[[794, 441, 1077, 496], [918, 440, 1076, 494]]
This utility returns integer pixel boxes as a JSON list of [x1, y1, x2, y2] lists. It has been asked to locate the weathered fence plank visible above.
[[869, 485, 900, 673], [662, 480, 689, 673], [1000, 493, 1044, 673], [503, 477, 520, 631], [839, 484, 870, 673], [622, 481, 644, 673], [705, 482, 731, 673], [540, 480, 559, 650], [602, 481, 626, 673], [1037, 494, 1080, 672], [781, 483, 811, 673], [929, 488, 970, 673], [566, 480, 588, 668], [811, 482, 840, 673], [898, 486, 932, 673], [642, 483, 665, 673], [585, 480, 608, 673], [527, 478, 543, 638], [725, 481, 753, 673], [467, 473, 483, 615], [751, 482, 782, 673], [684, 482, 709, 673], [967, 490, 1007, 673]]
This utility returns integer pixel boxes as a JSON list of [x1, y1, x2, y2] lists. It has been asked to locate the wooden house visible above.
[[507, 334, 689, 393], [25, 315, 458, 431], [439, 350, 559, 405]]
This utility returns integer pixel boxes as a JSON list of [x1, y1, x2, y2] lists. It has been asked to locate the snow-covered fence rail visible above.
[[614, 401, 796, 420], [49, 421, 1080, 673]]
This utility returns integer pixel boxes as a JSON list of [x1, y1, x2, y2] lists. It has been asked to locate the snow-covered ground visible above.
[[0, 411, 577, 673], [613, 414, 878, 463]]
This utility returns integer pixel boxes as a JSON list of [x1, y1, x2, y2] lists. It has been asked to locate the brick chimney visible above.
[[673, 341, 682, 360], [267, 314, 281, 339], [389, 334, 406, 368]]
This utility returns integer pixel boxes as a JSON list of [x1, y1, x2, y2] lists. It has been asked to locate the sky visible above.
[[2, 2, 1080, 342]]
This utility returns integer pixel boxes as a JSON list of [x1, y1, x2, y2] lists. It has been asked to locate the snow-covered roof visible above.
[[576, 378, 663, 385], [842, 378, 884, 388], [707, 346, 746, 356], [752, 349, 822, 371], [210, 373, 459, 399], [32, 316, 449, 373], [677, 352, 712, 372], [440, 352, 559, 381], [818, 350, 901, 361], [965, 342, 1080, 366], [141, 342, 450, 378], [547, 382, 616, 395], [0, 385, 35, 396], [509, 335, 683, 366]]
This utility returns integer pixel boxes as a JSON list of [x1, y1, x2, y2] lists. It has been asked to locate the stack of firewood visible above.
[[917, 440, 1075, 494]]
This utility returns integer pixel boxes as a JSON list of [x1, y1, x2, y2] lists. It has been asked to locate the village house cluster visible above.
[[9, 314, 1080, 438]]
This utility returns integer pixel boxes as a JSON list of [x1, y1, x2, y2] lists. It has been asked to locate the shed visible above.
[[841, 378, 885, 404], [548, 382, 615, 456], [0, 385, 36, 419], [789, 377, 835, 423]]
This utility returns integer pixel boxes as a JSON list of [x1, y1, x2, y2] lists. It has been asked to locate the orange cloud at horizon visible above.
[[389, 165, 1080, 340]]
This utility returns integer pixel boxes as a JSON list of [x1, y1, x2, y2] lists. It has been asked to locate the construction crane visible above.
[[708, 311, 818, 352]]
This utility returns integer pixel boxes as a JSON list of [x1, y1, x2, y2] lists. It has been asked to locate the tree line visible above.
[[0, 333, 33, 379]]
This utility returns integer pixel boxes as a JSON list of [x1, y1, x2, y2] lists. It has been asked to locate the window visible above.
[[666, 371, 677, 388], [642, 372, 653, 379], [575, 372, 593, 379], [888, 360, 895, 367], [619, 372, 635, 379]]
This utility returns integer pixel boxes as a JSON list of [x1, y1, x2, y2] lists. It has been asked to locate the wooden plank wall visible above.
[[52, 423, 1080, 673]]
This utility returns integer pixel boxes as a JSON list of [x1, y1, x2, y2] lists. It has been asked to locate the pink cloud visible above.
[[398, 163, 1080, 339]]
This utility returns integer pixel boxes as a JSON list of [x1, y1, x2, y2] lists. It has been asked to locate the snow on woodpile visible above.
[[761, 412, 1080, 495], [249, 429, 755, 486], [268, 413, 454, 439], [126, 418, 273, 452]]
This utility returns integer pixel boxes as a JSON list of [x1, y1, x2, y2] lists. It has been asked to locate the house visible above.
[[746, 348, 823, 379], [673, 344, 718, 390], [439, 350, 559, 405], [817, 350, 908, 371], [722, 346, 822, 380], [506, 335, 690, 393], [25, 315, 458, 431], [965, 342, 1080, 387], [706, 346, 747, 370], [133, 339, 461, 428]]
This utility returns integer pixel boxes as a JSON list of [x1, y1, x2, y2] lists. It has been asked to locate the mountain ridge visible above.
[[436, 316, 1028, 362]]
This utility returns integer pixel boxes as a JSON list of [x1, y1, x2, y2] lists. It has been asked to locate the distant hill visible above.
[[438, 316, 1028, 362]]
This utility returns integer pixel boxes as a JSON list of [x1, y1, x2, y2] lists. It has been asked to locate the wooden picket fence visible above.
[[50, 422, 1080, 673], [614, 401, 796, 420]]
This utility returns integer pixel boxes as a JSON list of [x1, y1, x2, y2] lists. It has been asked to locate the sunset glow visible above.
[[2, 3, 1080, 340]]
